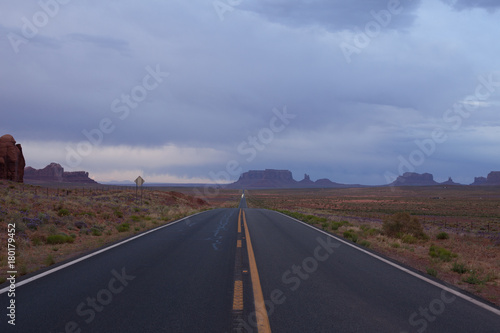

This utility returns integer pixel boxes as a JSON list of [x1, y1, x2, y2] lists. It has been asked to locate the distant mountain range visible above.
[[22, 163, 500, 188], [225, 169, 364, 189], [226, 169, 500, 189]]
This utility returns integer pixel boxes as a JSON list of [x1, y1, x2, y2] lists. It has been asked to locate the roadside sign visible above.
[[134, 176, 145, 205], [135, 176, 145, 187]]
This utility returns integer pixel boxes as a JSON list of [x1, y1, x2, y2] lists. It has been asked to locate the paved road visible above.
[[1, 194, 499, 332], [1, 208, 240, 332], [243, 209, 500, 332]]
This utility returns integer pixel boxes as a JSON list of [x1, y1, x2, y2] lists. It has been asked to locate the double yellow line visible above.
[[233, 209, 271, 333], [233, 210, 244, 312]]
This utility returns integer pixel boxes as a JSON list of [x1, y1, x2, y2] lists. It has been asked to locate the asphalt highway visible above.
[[1, 208, 239, 332], [244, 208, 500, 332], [1, 194, 499, 332]]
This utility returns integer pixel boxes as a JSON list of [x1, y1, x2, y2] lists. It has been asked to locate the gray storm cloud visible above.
[[1, 0, 499, 184]]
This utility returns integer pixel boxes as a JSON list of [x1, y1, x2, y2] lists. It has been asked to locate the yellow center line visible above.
[[233, 209, 244, 313], [243, 210, 272, 333], [238, 209, 242, 234], [233, 280, 244, 311]]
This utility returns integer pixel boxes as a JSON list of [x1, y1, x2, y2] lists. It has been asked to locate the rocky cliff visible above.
[[389, 172, 439, 186], [24, 163, 97, 184], [228, 169, 359, 189], [297, 174, 315, 187], [441, 177, 461, 186], [0, 134, 25, 183], [229, 169, 500, 189], [229, 169, 297, 188], [486, 171, 500, 185], [471, 172, 500, 185]]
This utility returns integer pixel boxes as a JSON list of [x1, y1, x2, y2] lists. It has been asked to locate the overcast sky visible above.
[[1, 0, 499, 185]]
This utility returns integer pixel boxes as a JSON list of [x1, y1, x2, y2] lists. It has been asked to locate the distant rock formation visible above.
[[227, 169, 361, 189], [389, 172, 439, 187], [229, 169, 297, 189], [471, 177, 487, 186], [63, 170, 96, 183], [441, 177, 461, 186], [486, 171, 500, 185], [25, 163, 64, 182], [0, 134, 25, 183], [314, 178, 342, 187], [471, 172, 500, 185], [24, 163, 97, 184], [297, 174, 314, 187], [228, 169, 500, 189]]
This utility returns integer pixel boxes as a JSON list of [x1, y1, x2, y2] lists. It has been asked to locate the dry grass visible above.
[[246, 186, 500, 305], [0, 181, 240, 283]]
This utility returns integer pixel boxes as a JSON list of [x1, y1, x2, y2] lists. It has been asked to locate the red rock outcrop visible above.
[[0, 134, 25, 182], [24, 163, 97, 184], [62, 170, 96, 183], [24, 163, 64, 182]]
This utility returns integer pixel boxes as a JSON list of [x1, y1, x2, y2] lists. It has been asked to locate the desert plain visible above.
[[1, 181, 499, 306]]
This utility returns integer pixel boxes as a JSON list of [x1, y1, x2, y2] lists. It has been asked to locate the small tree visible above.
[[383, 212, 427, 239]]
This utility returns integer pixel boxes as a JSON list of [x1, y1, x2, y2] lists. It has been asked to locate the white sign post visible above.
[[134, 176, 145, 205]]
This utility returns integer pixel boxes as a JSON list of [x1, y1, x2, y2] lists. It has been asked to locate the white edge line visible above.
[[0, 211, 206, 294], [273, 210, 500, 317]]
